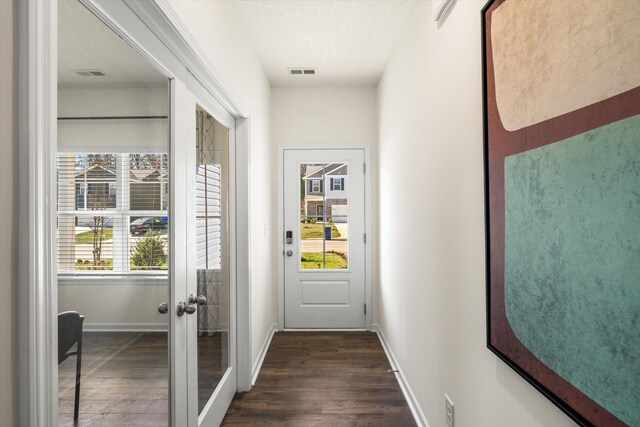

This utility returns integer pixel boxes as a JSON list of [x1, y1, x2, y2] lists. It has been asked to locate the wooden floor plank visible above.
[[221, 331, 416, 426]]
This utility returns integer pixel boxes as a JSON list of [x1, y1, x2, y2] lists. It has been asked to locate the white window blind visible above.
[[57, 153, 169, 276], [196, 164, 222, 270]]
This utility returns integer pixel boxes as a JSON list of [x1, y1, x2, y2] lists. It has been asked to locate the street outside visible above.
[[70, 226, 168, 260], [300, 223, 349, 253], [70, 222, 345, 260]]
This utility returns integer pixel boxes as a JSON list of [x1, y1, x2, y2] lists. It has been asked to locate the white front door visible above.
[[283, 149, 366, 328]]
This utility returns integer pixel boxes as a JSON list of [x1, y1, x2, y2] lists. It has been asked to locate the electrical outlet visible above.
[[445, 394, 454, 427]]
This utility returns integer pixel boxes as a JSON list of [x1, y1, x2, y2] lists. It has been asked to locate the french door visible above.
[[172, 79, 237, 426], [283, 149, 366, 328], [51, 1, 238, 425]]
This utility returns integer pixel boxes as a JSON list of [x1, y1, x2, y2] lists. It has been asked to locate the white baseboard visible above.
[[84, 322, 168, 332], [371, 323, 431, 427], [252, 323, 278, 386]]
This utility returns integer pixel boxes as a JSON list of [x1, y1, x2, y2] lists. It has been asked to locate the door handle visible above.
[[189, 293, 207, 306], [161, 300, 199, 316], [286, 250, 293, 257], [177, 301, 197, 316], [158, 302, 168, 314]]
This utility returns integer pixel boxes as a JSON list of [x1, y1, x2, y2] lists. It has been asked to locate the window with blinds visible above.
[[196, 164, 222, 270], [57, 153, 169, 275]]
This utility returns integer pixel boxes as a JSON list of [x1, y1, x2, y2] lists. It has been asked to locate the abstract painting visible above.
[[482, 1, 640, 426]]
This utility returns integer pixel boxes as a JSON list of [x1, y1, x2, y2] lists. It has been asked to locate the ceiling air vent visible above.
[[288, 67, 317, 76], [73, 69, 108, 77]]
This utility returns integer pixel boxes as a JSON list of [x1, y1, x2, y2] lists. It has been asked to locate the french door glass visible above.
[[57, 0, 170, 425], [194, 105, 231, 413]]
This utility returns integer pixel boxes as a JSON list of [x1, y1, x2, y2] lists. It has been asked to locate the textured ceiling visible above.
[[58, 0, 167, 88], [236, 0, 417, 86]]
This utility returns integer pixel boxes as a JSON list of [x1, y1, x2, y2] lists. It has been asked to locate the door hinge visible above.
[[363, 233, 367, 244], [363, 163, 366, 173], [364, 304, 367, 315]]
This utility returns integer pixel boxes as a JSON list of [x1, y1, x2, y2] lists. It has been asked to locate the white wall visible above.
[[0, 0, 18, 423], [58, 281, 168, 330], [272, 86, 377, 145], [272, 86, 378, 322], [376, 2, 577, 427], [58, 87, 168, 152], [166, 0, 275, 368]]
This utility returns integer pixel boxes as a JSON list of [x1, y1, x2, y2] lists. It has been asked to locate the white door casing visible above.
[[283, 149, 366, 329]]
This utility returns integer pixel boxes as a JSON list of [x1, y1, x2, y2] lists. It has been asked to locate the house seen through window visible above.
[[57, 153, 169, 274]]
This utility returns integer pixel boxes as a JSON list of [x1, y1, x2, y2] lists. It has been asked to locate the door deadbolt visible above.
[[286, 230, 293, 244]]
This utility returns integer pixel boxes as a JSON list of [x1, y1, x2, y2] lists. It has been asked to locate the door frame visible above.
[[277, 145, 373, 331], [17, 0, 253, 424]]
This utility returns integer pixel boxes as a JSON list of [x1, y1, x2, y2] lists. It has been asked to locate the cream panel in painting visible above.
[[491, 0, 640, 131]]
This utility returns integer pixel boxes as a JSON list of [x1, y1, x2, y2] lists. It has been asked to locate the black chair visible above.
[[58, 311, 85, 421]]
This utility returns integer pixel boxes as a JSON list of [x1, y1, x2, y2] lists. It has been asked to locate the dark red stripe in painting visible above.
[[484, 1, 639, 426]]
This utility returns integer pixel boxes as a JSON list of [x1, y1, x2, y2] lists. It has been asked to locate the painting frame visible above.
[[482, 1, 639, 426]]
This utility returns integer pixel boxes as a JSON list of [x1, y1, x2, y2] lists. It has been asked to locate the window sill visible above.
[[58, 275, 168, 286]]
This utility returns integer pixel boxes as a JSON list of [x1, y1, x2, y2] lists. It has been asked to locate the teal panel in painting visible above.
[[504, 115, 640, 426]]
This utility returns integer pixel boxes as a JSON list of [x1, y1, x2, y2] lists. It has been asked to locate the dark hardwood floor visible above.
[[221, 331, 416, 427], [58, 331, 224, 426], [58, 331, 414, 426], [58, 332, 169, 426]]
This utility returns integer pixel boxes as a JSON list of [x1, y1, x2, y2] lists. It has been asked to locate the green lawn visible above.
[[300, 223, 341, 239], [300, 252, 347, 269], [76, 228, 113, 243]]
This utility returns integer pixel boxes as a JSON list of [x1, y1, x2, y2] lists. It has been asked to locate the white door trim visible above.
[[17, 1, 58, 424], [18, 0, 253, 424], [277, 144, 372, 331]]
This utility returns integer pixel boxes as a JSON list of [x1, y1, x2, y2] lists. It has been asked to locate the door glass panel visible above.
[[57, 0, 170, 424], [195, 106, 230, 413], [299, 163, 349, 269]]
